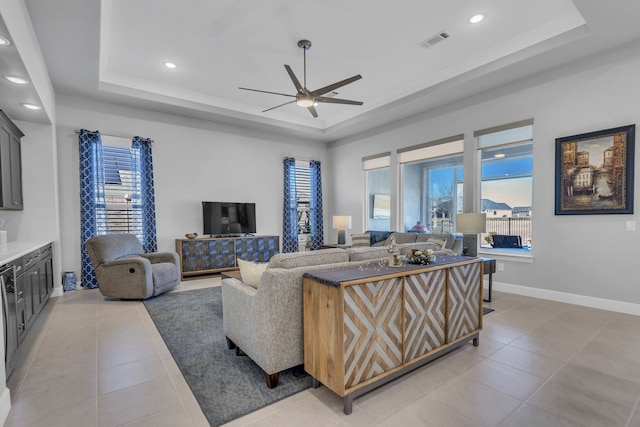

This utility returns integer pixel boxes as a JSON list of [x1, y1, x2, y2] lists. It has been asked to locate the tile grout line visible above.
[[510, 315, 615, 425], [477, 305, 612, 426], [136, 292, 208, 426]]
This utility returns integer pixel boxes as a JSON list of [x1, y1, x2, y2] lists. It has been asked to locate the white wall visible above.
[[328, 42, 640, 309], [55, 95, 329, 278], [7, 121, 58, 240], [0, 120, 59, 426]]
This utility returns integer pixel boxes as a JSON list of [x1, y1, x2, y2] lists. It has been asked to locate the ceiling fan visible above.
[[239, 39, 363, 118]]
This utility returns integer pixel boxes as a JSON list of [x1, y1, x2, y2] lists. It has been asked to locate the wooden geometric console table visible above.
[[303, 256, 483, 414]]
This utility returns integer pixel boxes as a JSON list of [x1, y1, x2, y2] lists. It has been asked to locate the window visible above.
[[282, 158, 323, 252], [103, 145, 140, 237], [399, 136, 464, 233], [79, 130, 157, 288], [294, 161, 312, 235], [476, 120, 533, 250], [363, 153, 391, 231]]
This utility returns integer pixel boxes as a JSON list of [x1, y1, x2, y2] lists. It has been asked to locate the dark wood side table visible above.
[[220, 269, 242, 281], [480, 258, 497, 302]]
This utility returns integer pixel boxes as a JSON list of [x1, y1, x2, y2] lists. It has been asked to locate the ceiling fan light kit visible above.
[[239, 39, 363, 118], [296, 95, 315, 108]]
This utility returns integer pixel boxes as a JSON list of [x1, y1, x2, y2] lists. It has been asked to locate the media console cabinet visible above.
[[175, 235, 279, 279], [303, 257, 483, 414]]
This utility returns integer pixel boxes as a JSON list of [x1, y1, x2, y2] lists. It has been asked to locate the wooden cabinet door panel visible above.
[[403, 270, 447, 363], [447, 263, 481, 343], [343, 278, 403, 389]]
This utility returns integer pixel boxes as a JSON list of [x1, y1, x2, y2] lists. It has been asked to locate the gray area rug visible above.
[[143, 286, 313, 426]]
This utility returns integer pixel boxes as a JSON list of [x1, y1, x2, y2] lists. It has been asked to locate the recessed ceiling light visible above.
[[21, 103, 42, 110], [469, 14, 485, 24], [0, 36, 11, 46], [163, 62, 177, 69], [3, 75, 29, 85]]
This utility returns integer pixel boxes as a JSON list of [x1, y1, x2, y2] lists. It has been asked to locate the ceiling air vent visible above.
[[419, 31, 450, 49]]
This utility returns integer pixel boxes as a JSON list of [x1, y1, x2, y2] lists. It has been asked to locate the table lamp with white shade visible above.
[[333, 215, 352, 245], [455, 213, 486, 257]]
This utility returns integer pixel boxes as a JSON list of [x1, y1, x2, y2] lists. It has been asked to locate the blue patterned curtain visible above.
[[309, 160, 324, 250], [79, 129, 107, 289], [131, 136, 158, 252], [282, 157, 298, 252]]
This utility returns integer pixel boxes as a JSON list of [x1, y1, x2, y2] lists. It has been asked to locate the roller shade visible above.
[[398, 135, 464, 164], [362, 152, 391, 170]]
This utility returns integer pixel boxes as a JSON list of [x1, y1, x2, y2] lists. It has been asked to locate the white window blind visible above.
[[362, 152, 391, 170], [398, 135, 464, 164], [295, 160, 312, 234], [475, 119, 533, 149], [103, 145, 140, 235]]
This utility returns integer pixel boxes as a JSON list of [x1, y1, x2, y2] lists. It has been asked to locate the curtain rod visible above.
[[282, 156, 321, 163], [74, 129, 154, 143]]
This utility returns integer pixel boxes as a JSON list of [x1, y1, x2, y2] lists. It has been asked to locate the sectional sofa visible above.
[[221, 234, 461, 388], [352, 231, 463, 255]]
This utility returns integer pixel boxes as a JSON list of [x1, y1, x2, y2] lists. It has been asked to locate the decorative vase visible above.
[[63, 271, 76, 291]]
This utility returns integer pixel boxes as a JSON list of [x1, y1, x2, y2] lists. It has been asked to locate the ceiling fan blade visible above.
[[262, 99, 296, 113], [314, 96, 363, 106], [307, 105, 318, 118], [309, 74, 362, 97], [239, 87, 296, 98], [284, 65, 305, 94]]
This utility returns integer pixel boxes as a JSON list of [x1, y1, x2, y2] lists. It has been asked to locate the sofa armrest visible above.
[[140, 251, 180, 266], [451, 238, 463, 255], [95, 257, 153, 299], [221, 278, 257, 344], [101, 256, 151, 271], [222, 277, 257, 299]]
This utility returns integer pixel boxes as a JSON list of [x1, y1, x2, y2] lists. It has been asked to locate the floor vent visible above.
[[419, 31, 450, 49]]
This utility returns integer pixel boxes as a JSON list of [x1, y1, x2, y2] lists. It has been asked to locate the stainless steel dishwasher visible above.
[[1, 261, 20, 378]]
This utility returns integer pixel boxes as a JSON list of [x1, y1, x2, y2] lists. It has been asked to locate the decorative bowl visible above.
[[405, 249, 435, 265], [185, 233, 198, 239]]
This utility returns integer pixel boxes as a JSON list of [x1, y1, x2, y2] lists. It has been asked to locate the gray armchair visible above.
[[85, 234, 180, 299]]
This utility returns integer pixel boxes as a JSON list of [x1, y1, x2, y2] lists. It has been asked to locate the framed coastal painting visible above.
[[555, 124, 635, 215]]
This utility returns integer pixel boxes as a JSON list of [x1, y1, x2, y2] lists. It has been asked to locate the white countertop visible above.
[[0, 240, 54, 266]]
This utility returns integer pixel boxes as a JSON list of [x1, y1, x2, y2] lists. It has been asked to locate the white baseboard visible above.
[[0, 387, 11, 426], [490, 281, 640, 316], [51, 285, 64, 298]]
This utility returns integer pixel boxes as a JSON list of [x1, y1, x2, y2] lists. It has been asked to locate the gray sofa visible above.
[[222, 249, 359, 387], [222, 244, 452, 388], [352, 231, 463, 255]]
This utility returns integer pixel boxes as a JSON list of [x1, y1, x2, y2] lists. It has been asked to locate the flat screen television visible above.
[[202, 201, 256, 236]]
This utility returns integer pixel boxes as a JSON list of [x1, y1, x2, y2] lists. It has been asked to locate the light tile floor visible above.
[[5, 281, 640, 427]]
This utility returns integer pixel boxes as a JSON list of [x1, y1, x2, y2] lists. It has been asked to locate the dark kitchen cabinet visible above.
[[0, 110, 24, 210]]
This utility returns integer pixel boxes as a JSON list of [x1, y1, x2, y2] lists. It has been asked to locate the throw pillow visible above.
[[237, 259, 268, 289], [351, 233, 370, 247], [385, 233, 418, 245], [427, 237, 447, 249]]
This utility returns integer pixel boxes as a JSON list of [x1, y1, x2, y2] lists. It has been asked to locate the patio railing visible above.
[[481, 217, 532, 247]]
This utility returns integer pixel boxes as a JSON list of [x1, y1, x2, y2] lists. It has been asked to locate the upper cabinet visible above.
[[0, 110, 24, 210]]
